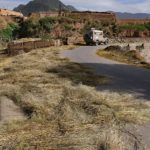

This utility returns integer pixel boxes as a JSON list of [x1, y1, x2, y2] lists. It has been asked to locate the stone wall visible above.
[[39, 12, 65, 18], [67, 36, 85, 45], [40, 12, 59, 18], [65, 12, 116, 22], [38, 11, 116, 22], [8, 39, 62, 56]]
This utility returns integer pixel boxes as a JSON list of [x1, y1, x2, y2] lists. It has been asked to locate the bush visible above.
[[0, 28, 12, 40], [0, 22, 19, 41], [68, 15, 80, 20], [39, 17, 56, 32], [81, 21, 103, 34], [118, 23, 150, 32], [42, 36, 51, 40], [19, 19, 39, 38], [8, 22, 20, 39], [101, 20, 111, 27], [19, 17, 56, 38], [72, 28, 76, 31], [8, 22, 17, 29], [64, 24, 72, 31], [58, 17, 74, 24]]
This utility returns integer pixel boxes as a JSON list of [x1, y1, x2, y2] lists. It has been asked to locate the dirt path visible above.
[[61, 45, 150, 148], [0, 97, 27, 122]]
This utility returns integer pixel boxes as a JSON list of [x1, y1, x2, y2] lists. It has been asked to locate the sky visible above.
[[0, 0, 150, 13]]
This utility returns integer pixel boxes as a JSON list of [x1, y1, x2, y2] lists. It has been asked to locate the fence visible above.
[[8, 39, 62, 56]]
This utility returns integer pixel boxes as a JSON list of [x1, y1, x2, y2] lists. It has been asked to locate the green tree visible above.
[[19, 18, 39, 38], [39, 17, 56, 34]]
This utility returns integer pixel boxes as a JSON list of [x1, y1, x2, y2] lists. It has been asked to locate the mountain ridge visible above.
[[14, 0, 77, 16], [108, 11, 150, 19]]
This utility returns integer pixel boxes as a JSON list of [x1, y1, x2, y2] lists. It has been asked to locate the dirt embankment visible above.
[[97, 43, 150, 68], [0, 16, 15, 30], [118, 30, 150, 38], [139, 43, 150, 64]]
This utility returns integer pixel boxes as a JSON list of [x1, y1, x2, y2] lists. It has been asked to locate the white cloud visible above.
[[0, 0, 18, 9], [0, 0, 150, 13], [61, 0, 150, 13], [0, 0, 29, 10]]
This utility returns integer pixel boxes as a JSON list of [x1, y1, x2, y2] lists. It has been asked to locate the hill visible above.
[[66, 5, 78, 11], [108, 11, 150, 19], [14, 0, 77, 16]]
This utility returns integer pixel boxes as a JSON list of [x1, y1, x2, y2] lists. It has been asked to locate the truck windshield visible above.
[[94, 32, 103, 35]]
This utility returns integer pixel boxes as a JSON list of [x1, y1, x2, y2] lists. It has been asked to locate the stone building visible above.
[[39, 11, 65, 18], [38, 11, 116, 22], [65, 11, 116, 22]]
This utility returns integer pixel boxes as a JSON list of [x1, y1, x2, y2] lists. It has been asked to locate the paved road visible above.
[[61, 45, 150, 100], [61, 45, 150, 148]]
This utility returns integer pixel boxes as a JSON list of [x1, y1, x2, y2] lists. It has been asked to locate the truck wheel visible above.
[[86, 42, 89, 46], [105, 40, 108, 45], [96, 41, 99, 46]]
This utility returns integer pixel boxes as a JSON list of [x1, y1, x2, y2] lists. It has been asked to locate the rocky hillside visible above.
[[66, 5, 78, 11], [14, 0, 77, 16]]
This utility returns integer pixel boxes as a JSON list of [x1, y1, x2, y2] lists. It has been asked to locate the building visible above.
[[66, 11, 116, 21], [38, 11, 116, 22]]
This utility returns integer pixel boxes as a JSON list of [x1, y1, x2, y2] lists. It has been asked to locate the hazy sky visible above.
[[0, 0, 150, 13]]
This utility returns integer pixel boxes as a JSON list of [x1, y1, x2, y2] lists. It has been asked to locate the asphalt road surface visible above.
[[61, 45, 150, 148], [61, 45, 150, 100]]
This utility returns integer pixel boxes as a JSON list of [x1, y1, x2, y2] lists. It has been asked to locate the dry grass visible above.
[[0, 45, 150, 149], [97, 49, 150, 69], [0, 16, 8, 30], [0, 16, 16, 29]]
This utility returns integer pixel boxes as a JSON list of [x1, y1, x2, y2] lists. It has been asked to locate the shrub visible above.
[[0, 28, 12, 40], [19, 17, 56, 38], [39, 17, 56, 32], [64, 24, 72, 31], [42, 36, 51, 40], [101, 20, 111, 27], [72, 28, 76, 31], [81, 21, 103, 34], [118, 23, 150, 32], [8, 22, 17, 29], [8, 22, 20, 39], [0, 22, 19, 41], [58, 17, 74, 24], [68, 15, 80, 20], [19, 18, 39, 38]]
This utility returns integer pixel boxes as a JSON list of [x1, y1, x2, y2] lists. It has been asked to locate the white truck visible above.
[[84, 28, 109, 46]]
